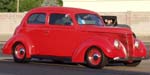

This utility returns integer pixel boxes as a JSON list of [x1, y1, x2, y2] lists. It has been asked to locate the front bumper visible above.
[[113, 56, 146, 61]]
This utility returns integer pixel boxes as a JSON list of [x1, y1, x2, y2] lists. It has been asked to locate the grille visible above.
[[126, 34, 134, 58], [119, 34, 134, 58]]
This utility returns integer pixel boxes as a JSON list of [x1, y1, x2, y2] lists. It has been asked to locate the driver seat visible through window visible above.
[[49, 13, 73, 26]]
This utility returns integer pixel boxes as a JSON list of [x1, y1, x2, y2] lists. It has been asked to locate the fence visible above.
[[0, 12, 150, 41]]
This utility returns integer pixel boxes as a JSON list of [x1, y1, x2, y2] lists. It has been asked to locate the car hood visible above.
[[79, 26, 133, 35]]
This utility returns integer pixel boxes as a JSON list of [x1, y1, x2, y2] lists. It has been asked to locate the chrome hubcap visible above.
[[15, 44, 25, 59], [93, 54, 100, 60], [88, 49, 102, 65], [19, 48, 25, 55]]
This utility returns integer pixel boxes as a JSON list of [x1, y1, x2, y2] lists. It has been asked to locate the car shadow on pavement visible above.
[[0, 59, 149, 75]]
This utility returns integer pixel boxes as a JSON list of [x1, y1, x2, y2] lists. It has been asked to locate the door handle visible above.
[[45, 30, 49, 33]]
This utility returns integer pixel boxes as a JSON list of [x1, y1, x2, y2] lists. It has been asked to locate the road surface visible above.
[[0, 43, 149, 75]]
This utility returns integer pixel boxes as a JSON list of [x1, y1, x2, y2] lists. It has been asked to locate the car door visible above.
[[25, 13, 49, 55], [46, 13, 77, 57]]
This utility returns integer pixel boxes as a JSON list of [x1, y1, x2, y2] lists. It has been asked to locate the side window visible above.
[[28, 13, 46, 24], [76, 14, 103, 26], [49, 13, 73, 26]]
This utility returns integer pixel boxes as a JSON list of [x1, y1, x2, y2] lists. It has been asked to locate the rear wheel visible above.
[[123, 60, 141, 67], [13, 43, 30, 63], [85, 47, 107, 69]]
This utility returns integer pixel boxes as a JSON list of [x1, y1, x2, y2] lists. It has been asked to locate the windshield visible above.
[[76, 14, 103, 26]]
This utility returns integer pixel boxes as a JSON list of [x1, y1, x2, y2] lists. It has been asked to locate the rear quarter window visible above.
[[27, 13, 46, 24]]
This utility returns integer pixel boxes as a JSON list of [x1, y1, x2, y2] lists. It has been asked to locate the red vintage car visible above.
[[2, 7, 146, 69]]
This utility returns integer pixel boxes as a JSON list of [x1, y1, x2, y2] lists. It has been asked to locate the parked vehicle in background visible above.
[[2, 7, 146, 69], [102, 16, 136, 37], [102, 16, 130, 28]]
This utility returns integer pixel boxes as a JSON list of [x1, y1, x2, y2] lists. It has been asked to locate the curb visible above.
[[0, 57, 12, 60]]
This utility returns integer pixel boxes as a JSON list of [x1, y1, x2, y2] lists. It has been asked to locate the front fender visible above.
[[2, 34, 34, 58], [132, 40, 147, 58], [72, 37, 126, 63], [72, 38, 113, 63]]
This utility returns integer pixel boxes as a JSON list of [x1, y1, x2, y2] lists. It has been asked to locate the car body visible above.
[[2, 7, 146, 69]]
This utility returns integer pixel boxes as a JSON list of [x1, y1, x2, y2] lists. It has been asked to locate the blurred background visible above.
[[0, 0, 150, 43]]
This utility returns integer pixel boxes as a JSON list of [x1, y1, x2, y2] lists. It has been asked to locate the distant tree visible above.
[[57, 0, 63, 6], [19, 0, 43, 12], [0, 0, 63, 12], [0, 0, 16, 12], [41, 0, 63, 6]]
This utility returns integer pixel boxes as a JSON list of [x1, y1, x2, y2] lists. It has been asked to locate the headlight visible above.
[[114, 40, 120, 49], [134, 40, 140, 48]]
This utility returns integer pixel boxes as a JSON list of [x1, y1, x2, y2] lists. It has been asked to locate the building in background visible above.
[[0, 0, 150, 42], [63, 0, 150, 12], [63, 0, 150, 40]]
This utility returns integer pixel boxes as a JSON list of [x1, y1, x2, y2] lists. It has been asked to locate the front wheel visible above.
[[84, 47, 108, 69], [13, 43, 30, 63], [123, 60, 141, 67]]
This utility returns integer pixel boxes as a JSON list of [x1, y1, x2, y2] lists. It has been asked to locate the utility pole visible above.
[[17, 0, 19, 12]]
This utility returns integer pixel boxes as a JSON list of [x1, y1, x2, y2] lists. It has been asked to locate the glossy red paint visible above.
[[2, 7, 146, 67]]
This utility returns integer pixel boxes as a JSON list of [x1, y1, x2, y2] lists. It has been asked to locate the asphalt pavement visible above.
[[0, 43, 149, 75], [0, 59, 149, 75]]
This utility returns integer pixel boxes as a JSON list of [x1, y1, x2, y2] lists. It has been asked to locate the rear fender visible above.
[[2, 34, 34, 58]]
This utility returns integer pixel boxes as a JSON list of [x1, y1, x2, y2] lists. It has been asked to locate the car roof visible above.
[[29, 6, 98, 14]]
